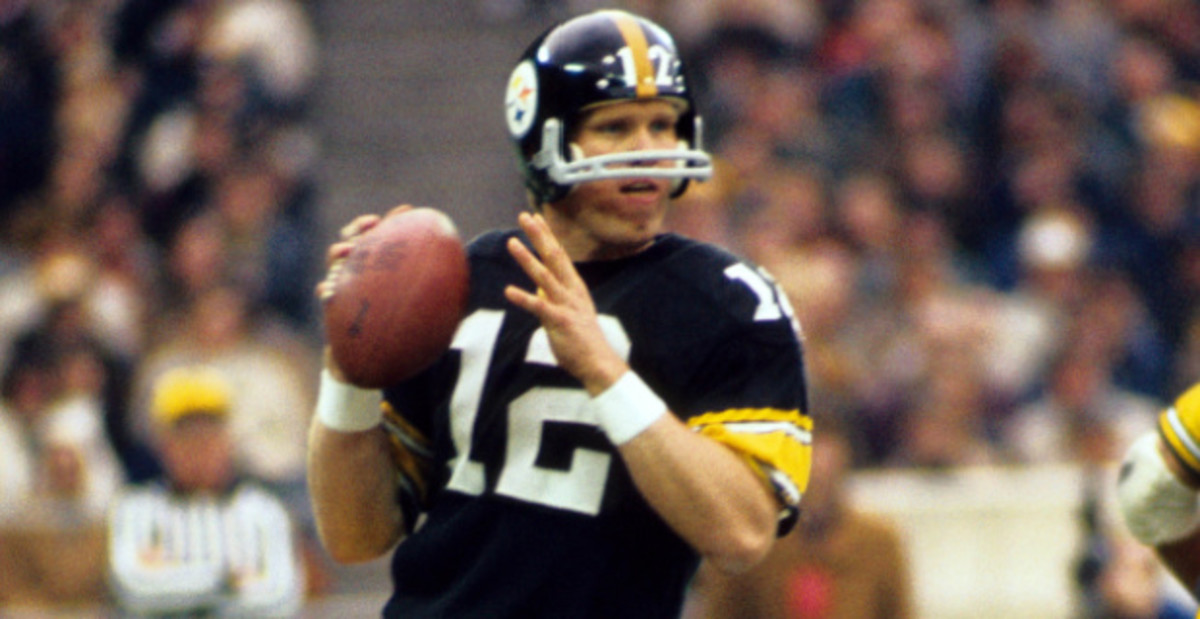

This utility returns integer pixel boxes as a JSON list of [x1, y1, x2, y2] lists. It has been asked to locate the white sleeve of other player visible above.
[[216, 486, 305, 617], [108, 488, 226, 615]]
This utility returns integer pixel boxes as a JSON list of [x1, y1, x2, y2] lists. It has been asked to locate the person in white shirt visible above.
[[108, 365, 303, 617]]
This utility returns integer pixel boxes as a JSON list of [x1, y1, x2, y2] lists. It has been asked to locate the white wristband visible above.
[[316, 369, 383, 432], [591, 371, 667, 445], [1117, 433, 1200, 546]]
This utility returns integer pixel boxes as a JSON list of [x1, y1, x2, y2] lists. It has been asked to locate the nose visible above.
[[626, 123, 671, 165], [625, 124, 655, 151]]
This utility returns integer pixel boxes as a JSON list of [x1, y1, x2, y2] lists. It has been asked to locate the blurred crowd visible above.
[[636, 0, 1200, 472], [639, 0, 1199, 615], [0, 0, 1198, 614], [489, 0, 1199, 470], [0, 0, 324, 607]]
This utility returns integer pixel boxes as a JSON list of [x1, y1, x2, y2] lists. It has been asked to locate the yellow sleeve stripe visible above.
[[1161, 408, 1200, 475], [1159, 384, 1200, 476], [1168, 384, 1200, 440], [381, 402, 427, 438], [381, 403, 433, 500], [688, 408, 813, 504], [690, 408, 815, 430]]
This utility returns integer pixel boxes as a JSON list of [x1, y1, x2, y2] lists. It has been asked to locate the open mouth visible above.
[[619, 180, 660, 194]]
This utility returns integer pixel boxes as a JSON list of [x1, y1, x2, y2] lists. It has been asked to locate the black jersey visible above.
[[381, 230, 810, 619]]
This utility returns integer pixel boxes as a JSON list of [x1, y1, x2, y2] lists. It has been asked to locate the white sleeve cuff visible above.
[[591, 371, 667, 445], [315, 369, 382, 432]]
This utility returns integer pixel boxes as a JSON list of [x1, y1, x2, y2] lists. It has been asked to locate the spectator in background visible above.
[[738, 161, 831, 270], [1175, 311, 1200, 397], [1005, 345, 1159, 465], [889, 343, 1002, 469], [983, 207, 1094, 405], [0, 343, 59, 525], [828, 169, 904, 303], [108, 365, 303, 617], [0, 331, 115, 609], [842, 209, 999, 465], [135, 284, 315, 508], [684, 416, 912, 619], [0, 0, 324, 609], [772, 237, 867, 451], [1104, 86, 1199, 365], [79, 191, 159, 361], [0, 0, 59, 220], [0, 301, 128, 527], [7, 247, 155, 484]]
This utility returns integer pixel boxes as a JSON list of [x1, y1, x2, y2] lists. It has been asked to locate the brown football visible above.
[[323, 207, 469, 388]]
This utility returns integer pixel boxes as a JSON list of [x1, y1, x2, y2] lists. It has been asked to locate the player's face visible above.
[[549, 99, 682, 260]]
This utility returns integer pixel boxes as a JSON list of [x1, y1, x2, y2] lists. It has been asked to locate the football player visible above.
[[1117, 382, 1200, 600], [307, 10, 812, 618]]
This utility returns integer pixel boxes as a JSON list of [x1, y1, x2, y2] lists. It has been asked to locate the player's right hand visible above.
[[1157, 383, 1200, 489], [315, 213, 383, 304], [315, 207, 419, 381], [315, 206, 413, 303]]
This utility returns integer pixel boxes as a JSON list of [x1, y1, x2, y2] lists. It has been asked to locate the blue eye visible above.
[[598, 121, 628, 134], [650, 118, 674, 133]]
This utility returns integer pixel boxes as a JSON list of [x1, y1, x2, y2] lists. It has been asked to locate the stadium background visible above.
[[0, 0, 1197, 616]]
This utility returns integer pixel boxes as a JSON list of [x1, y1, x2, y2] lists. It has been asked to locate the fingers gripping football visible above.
[[316, 213, 386, 305], [319, 206, 469, 388]]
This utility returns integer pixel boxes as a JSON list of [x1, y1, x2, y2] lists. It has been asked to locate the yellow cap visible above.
[[1140, 93, 1200, 152], [1157, 383, 1200, 476], [151, 366, 231, 427]]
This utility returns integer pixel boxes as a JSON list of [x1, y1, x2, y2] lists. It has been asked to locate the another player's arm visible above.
[[505, 213, 780, 573], [1155, 528, 1200, 595], [1117, 383, 1200, 598], [307, 214, 407, 563], [1150, 438, 1200, 595]]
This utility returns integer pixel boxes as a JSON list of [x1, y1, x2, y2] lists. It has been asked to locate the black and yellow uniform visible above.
[[379, 230, 811, 619]]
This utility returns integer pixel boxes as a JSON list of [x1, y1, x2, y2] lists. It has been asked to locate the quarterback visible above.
[[307, 10, 812, 618], [1117, 382, 1200, 599]]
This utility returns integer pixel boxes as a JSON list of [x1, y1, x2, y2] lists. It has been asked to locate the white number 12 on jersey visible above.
[[443, 310, 630, 516]]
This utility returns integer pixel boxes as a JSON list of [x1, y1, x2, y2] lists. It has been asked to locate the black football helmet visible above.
[[504, 10, 712, 204]]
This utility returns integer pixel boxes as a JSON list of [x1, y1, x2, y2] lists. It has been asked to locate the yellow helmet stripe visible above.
[[612, 13, 658, 97]]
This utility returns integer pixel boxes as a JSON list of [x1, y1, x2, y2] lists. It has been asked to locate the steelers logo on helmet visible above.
[[505, 60, 539, 140]]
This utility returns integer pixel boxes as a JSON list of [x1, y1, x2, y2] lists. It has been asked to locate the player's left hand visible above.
[[504, 212, 627, 394]]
